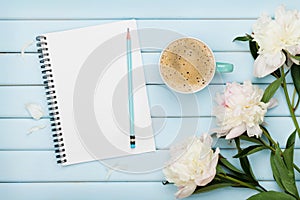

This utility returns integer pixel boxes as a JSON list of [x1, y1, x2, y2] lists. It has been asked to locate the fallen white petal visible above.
[[25, 103, 44, 120], [27, 124, 47, 135], [21, 40, 35, 57]]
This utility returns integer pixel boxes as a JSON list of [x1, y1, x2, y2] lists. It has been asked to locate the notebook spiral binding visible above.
[[36, 36, 67, 164]]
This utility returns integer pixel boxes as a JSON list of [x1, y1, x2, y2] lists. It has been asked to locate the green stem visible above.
[[259, 138, 275, 152], [294, 164, 300, 174], [281, 67, 300, 136], [295, 96, 300, 111], [261, 128, 277, 148], [292, 88, 296, 107], [217, 174, 264, 192]]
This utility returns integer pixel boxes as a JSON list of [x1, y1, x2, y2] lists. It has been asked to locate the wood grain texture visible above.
[[0, 1, 299, 199], [0, 117, 298, 149], [0, 85, 297, 117], [0, 20, 269, 52], [0, 182, 299, 200], [0, 53, 293, 85], [0, 150, 299, 182], [0, 0, 299, 19]]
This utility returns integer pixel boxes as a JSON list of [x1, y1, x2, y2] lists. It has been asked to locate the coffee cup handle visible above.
[[216, 62, 234, 73]]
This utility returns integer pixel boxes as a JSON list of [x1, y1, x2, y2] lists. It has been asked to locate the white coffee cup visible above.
[[159, 37, 233, 94]]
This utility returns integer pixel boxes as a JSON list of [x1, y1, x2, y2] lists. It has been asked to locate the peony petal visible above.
[[225, 124, 246, 140], [195, 148, 219, 186], [27, 124, 47, 135], [209, 127, 230, 137], [175, 184, 197, 199], [253, 53, 286, 78], [195, 169, 216, 186], [200, 133, 213, 146], [267, 98, 278, 109], [246, 124, 262, 138], [286, 44, 300, 56], [25, 103, 44, 120]]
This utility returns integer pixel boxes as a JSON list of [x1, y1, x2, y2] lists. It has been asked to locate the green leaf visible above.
[[219, 157, 244, 174], [233, 34, 252, 42], [285, 130, 296, 149], [247, 191, 296, 200], [216, 164, 226, 174], [261, 76, 283, 103], [270, 151, 285, 190], [249, 40, 259, 59], [239, 135, 264, 145], [291, 64, 300, 96], [233, 145, 266, 158], [283, 130, 296, 173], [194, 183, 233, 194], [273, 147, 299, 198], [290, 54, 300, 61]]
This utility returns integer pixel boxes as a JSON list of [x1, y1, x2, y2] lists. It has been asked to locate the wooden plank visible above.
[[0, 182, 259, 200], [0, 149, 299, 182], [0, 20, 253, 52], [0, 53, 293, 85], [0, 85, 297, 117], [0, 54, 43, 84], [148, 84, 299, 117], [0, 86, 49, 117], [0, 0, 299, 19], [143, 52, 293, 84], [1, 181, 299, 200], [0, 84, 300, 117], [0, 117, 298, 150]]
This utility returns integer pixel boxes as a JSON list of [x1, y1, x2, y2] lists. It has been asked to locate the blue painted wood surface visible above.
[[0, 1, 299, 199]]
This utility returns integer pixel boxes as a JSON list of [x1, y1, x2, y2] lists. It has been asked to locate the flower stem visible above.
[[261, 128, 277, 149], [292, 88, 296, 107], [281, 67, 300, 137], [259, 138, 275, 152], [217, 174, 264, 192], [261, 127, 300, 174], [294, 164, 300, 174], [291, 88, 300, 111], [295, 97, 300, 111]]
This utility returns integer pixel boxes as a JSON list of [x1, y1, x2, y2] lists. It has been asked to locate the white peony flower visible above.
[[252, 5, 300, 77], [163, 134, 220, 199], [212, 81, 275, 140]]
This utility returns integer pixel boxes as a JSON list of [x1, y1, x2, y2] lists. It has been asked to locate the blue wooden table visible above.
[[0, 0, 299, 199]]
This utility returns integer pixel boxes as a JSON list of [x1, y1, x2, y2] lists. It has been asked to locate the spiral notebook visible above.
[[36, 20, 156, 166]]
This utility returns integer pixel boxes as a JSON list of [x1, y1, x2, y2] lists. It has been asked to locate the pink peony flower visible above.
[[213, 81, 276, 139]]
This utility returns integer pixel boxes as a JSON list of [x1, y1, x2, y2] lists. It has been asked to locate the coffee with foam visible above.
[[160, 38, 215, 93]]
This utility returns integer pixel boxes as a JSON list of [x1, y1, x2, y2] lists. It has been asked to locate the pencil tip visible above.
[[126, 28, 131, 39]]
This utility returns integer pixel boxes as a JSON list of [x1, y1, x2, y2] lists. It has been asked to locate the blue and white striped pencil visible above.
[[126, 28, 135, 149]]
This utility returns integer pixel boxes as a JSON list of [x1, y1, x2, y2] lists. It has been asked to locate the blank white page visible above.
[[39, 20, 155, 165]]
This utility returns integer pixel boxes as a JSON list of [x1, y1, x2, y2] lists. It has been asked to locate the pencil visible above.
[[127, 28, 135, 149]]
